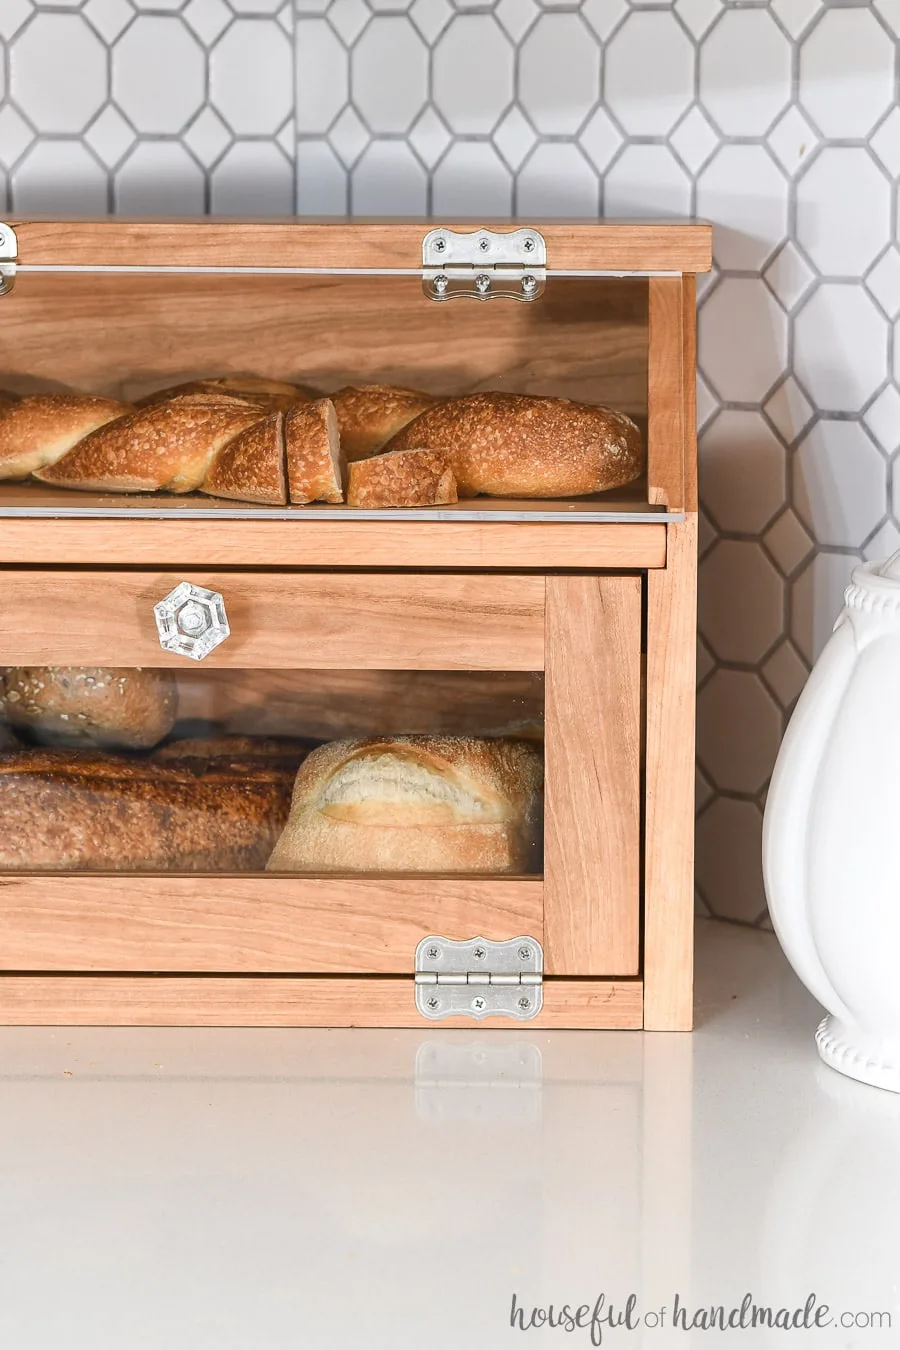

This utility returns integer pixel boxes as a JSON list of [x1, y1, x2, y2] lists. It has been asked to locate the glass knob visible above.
[[154, 582, 230, 662]]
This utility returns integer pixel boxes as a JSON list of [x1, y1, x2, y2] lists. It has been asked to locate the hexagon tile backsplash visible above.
[[1, 0, 899, 925]]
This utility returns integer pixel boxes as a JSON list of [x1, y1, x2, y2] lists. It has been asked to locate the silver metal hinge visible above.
[[422, 227, 546, 303], [0, 223, 17, 296], [415, 935, 543, 1021]]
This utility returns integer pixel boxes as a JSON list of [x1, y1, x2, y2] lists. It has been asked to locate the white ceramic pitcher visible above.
[[763, 550, 900, 1092]]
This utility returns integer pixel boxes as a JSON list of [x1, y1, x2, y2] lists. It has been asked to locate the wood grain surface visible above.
[[0, 973, 643, 1028], [543, 576, 642, 976], [0, 875, 543, 973], [0, 570, 546, 669], [8, 218, 713, 273], [644, 515, 697, 1030]]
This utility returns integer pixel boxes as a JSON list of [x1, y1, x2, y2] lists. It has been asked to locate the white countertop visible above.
[[1, 919, 896, 1349]]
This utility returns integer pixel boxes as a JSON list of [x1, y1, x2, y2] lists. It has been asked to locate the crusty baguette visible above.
[[385, 392, 644, 498], [35, 394, 264, 494], [346, 447, 457, 508], [0, 394, 130, 481], [331, 384, 438, 462], [137, 376, 316, 410], [0, 746, 299, 871], [201, 410, 286, 505], [284, 397, 344, 504], [0, 666, 177, 750], [267, 735, 543, 873]]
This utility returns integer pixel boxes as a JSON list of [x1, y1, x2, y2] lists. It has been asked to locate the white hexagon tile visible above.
[[2, 0, 900, 927], [0, 1, 296, 214]]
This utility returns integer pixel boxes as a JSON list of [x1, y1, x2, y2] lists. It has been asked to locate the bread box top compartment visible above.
[[0, 219, 711, 530]]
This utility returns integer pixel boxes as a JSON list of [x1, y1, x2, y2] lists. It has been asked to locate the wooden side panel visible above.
[[682, 273, 698, 514], [0, 974, 644, 1029], [0, 571, 545, 670], [543, 576, 641, 976], [647, 276, 685, 510], [0, 876, 542, 974], [644, 515, 697, 1030]]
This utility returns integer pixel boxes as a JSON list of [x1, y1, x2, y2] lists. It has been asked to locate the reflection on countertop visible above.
[[0, 919, 896, 1349]]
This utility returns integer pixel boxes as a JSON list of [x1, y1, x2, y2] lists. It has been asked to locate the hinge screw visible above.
[[521, 275, 537, 295], [479, 237, 490, 252], [518, 997, 531, 1011], [472, 946, 486, 960], [518, 945, 533, 961], [523, 236, 535, 253], [434, 237, 446, 252], [433, 274, 449, 295], [426, 996, 440, 1011], [426, 945, 440, 961], [471, 996, 487, 1012], [475, 273, 491, 294]]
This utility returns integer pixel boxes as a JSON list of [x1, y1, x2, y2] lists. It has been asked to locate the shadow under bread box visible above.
[[0, 218, 711, 1030]]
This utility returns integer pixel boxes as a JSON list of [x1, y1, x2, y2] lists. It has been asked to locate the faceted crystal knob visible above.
[[154, 582, 229, 661]]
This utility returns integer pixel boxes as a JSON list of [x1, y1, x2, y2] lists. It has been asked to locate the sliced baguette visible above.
[[201, 410, 286, 505], [346, 447, 457, 508], [284, 397, 344, 504], [0, 394, 130, 481]]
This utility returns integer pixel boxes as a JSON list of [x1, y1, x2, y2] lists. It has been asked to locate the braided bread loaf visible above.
[[0, 388, 344, 506]]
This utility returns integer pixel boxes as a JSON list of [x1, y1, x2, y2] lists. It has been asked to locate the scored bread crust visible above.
[[284, 398, 345, 504], [384, 392, 644, 498], [35, 394, 265, 494], [331, 384, 438, 462], [346, 447, 457, 508], [0, 394, 131, 481], [267, 735, 543, 873], [137, 376, 316, 410], [0, 747, 297, 871], [0, 666, 177, 750], [201, 410, 286, 505]]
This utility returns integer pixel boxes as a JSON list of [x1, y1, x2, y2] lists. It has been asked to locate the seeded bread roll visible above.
[[137, 377, 316, 410], [0, 394, 131, 481], [346, 447, 457, 508], [0, 666, 177, 750], [0, 747, 297, 871], [331, 384, 438, 462], [284, 397, 344, 504], [201, 411, 286, 505], [267, 735, 543, 873], [36, 394, 264, 494], [384, 392, 644, 498]]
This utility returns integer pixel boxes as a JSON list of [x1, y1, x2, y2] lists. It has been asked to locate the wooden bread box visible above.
[[0, 218, 711, 1030]]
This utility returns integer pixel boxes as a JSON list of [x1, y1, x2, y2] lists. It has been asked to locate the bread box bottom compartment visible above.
[[0, 563, 672, 1028]]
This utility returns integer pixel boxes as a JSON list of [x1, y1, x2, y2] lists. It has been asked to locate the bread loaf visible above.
[[267, 736, 543, 873], [331, 385, 438, 462], [0, 394, 131, 481], [201, 411, 286, 505], [346, 447, 457, 508], [0, 666, 177, 750], [384, 392, 644, 498], [137, 377, 316, 410], [0, 745, 299, 871], [284, 398, 344, 504], [36, 394, 264, 494]]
